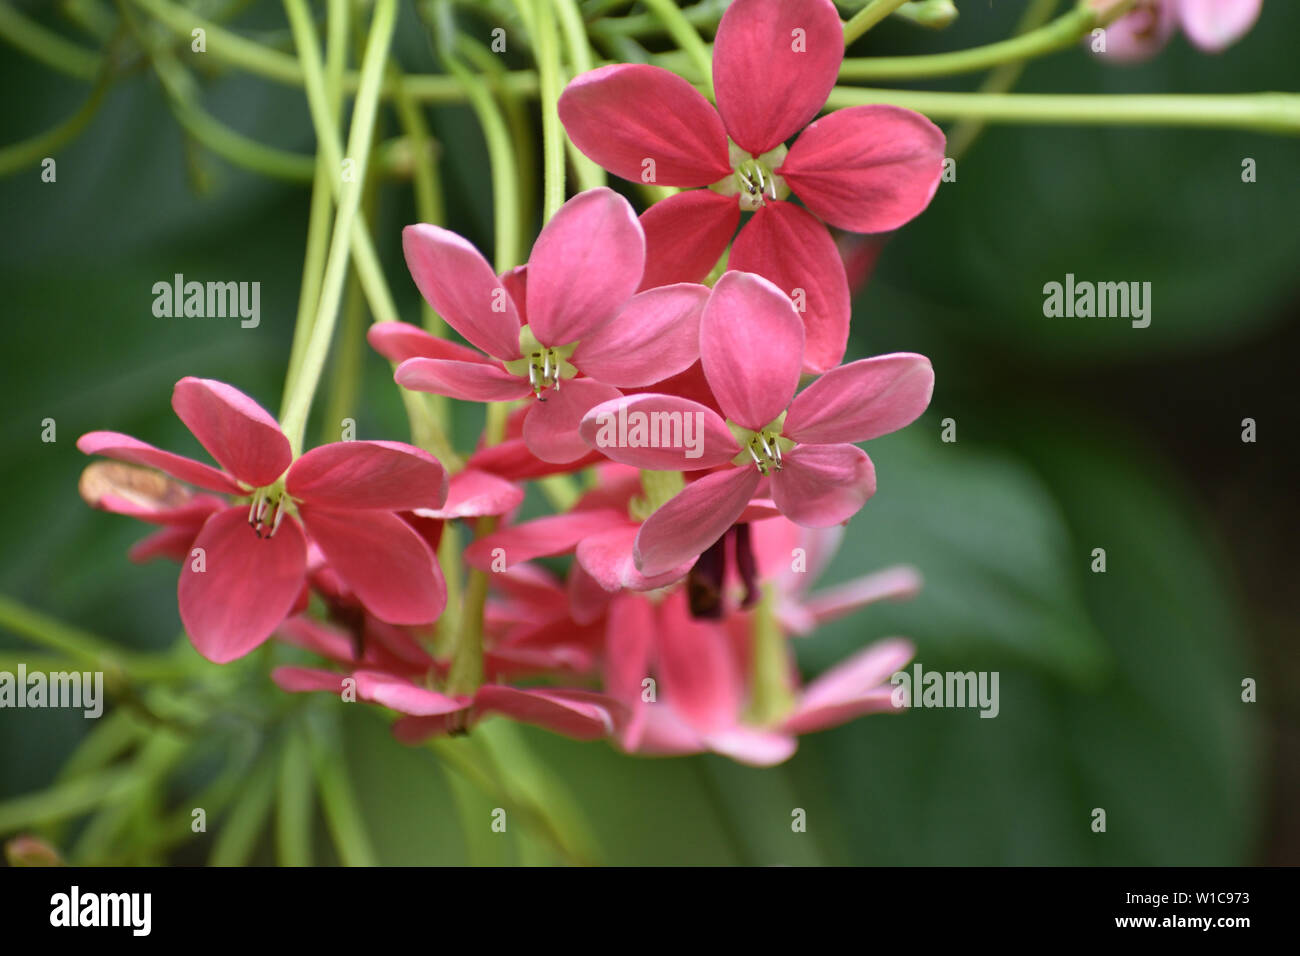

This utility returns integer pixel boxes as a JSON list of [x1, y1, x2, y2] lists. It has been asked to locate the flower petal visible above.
[[701, 728, 798, 766], [634, 466, 760, 576], [784, 353, 934, 444], [656, 590, 742, 734], [700, 271, 804, 430], [526, 188, 645, 346], [272, 666, 349, 695], [803, 565, 922, 627], [299, 507, 445, 625], [1178, 0, 1261, 52], [464, 509, 627, 570], [558, 64, 731, 187], [524, 378, 624, 464], [77, 431, 242, 494], [713, 0, 843, 154], [577, 525, 694, 592], [288, 440, 448, 511], [353, 670, 465, 716], [605, 594, 657, 749], [394, 357, 532, 402], [474, 686, 618, 740], [415, 468, 523, 519], [366, 321, 492, 364], [402, 224, 523, 359], [770, 443, 876, 527], [179, 507, 307, 663], [729, 201, 849, 373], [1092, 0, 1177, 62], [171, 377, 291, 488], [571, 283, 708, 387], [638, 190, 741, 290], [580, 394, 738, 470], [781, 638, 914, 734], [129, 525, 205, 565], [779, 105, 945, 233]]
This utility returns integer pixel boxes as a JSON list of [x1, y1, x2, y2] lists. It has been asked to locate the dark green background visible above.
[[1, 0, 1295, 864]]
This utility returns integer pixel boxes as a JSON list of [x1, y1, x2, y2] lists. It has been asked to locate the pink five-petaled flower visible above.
[[1093, 0, 1262, 61], [77, 377, 449, 663], [393, 187, 708, 464], [579, 271, 934, 576], [558, 0, 946, 373]]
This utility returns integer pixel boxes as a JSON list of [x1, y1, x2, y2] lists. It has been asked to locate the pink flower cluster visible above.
[[77, 0, 943, 765]]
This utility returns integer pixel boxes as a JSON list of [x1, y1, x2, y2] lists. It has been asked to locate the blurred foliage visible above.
[[1, 0, 1292, 864]]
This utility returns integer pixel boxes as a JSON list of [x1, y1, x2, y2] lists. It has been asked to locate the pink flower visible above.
[[390, 187, 708, 463], [1093, 0, 1261, 61], [78, 377, 448, 663], [579, 271, 934, 576], [603, 572, 917, 767], [558, 0, 946, 372]]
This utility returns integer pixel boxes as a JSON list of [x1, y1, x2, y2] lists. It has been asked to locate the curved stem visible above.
[[838, 0, 1133, 80], [0, 76, 110, 177], [947, 0, 1060, 160], [825, 86, 1300, 135], [278, 0, 398, 454], [842, 0, 910, 46], [0, 1, 103, 78], [641, 0, 714, 99]]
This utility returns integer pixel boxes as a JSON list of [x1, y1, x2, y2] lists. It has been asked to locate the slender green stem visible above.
[[843, 0, 910, 45], [533, 0, 566, 220], [641, 0, 713, 98], [838, 0, 1132, 80], [275, 722, 314, 866], [131, 0, 538, 102], [209, 742, 280, 866], [0, 769, 137, 835], [306, 710, 377, 866], [278, 0, 398, 454], [433, 0, 523, 271], [947, 0, 1059, 160], [589, 0, 726, 38], [0, 76, 109, 178], [744, 581, 795, 726], [446, 403, 509, 696], [554, 0, 607, 190], [824, 86, 1300, 135], [0, 1, 103, 78]]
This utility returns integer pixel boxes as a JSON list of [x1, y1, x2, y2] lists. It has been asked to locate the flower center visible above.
[[728, 417, 793, 476], [502, 326, 578, 399], [711, 142, 790, 212], [247, 482, 295, 538]]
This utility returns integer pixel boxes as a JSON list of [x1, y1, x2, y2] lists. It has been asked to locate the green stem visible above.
[[589, 0, 726, 38], [131, 0, 539, 102], [306, 709, 377, 866], [744, 581, 795, 726], [641, 0, 713, 98], [275, 722, 314, 866], [446, 403, 509, 696], [838, 0, 1132, 80], [554, 0, 608, 189], [824, 86, 1300, 135], [278, 0, 398, 454], [947, 0, 1059, 160], [0, 1, 103, 78], [0, 76, 109, 178], [842, 0, 910, 45], [533, 0, 566, 221], [433, 0, 523, 271]]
